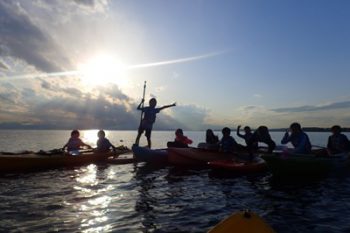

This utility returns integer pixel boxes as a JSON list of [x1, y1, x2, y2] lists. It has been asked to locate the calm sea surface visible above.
[[1, 130, 350, 233]]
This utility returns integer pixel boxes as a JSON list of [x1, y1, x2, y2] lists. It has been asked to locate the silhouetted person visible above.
[[167, 129, 193, 148], [281, 122, 311, 154], [247, 126, 276, 153], [327, 125, 350, 155], [96, 130, 117, 152], [219, 127, 238, 153], [206, 129, 219, 145], [63, 130, 92, 152], [135, 98, 176, 148]]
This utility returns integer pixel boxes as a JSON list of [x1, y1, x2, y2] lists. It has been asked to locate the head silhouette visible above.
[[71, 129, 80, 138], [222, 127, 231, 137], [290, 122, 302, 133], [175, 128, 184, 137], [244, 126, 251, 134], [98, 130, 106, 139], [206, 129, 214, 137], [331, 125, 341, 134], [149, 98, 157, 107]]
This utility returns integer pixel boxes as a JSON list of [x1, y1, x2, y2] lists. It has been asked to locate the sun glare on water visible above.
[[78, 54, 128, 87]]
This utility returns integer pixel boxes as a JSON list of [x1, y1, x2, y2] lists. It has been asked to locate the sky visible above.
[[0, 0, 350, 130]]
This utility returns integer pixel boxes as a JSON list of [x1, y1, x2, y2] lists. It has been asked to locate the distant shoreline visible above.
[[0, 127, 349, 132]]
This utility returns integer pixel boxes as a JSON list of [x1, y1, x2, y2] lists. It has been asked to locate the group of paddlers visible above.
[[62, 129, 118, 154], [169, 123, 349, 155], [62, 97, 349, 156], [134, 98, 350, 156]]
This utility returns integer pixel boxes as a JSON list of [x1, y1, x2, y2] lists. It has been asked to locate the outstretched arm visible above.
[[82, 142, 92, 149], [159, 102, 176, 111]]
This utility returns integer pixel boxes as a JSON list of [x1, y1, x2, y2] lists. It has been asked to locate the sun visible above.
[[78, 54, 128, 87]]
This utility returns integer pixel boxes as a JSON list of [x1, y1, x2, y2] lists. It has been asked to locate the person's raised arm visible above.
[[236, 125, 244, 138], [281, 130, 290, 144], [159, 102, 176, 111], [137, 99, 145, 110]]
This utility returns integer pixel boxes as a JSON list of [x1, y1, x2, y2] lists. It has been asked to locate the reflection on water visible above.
[[72, 164, 111, 233], [1, 131, 350, 232]]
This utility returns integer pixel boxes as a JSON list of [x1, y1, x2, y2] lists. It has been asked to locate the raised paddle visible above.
[[135, 81, 147, 145], [139, 81, 147, 127]]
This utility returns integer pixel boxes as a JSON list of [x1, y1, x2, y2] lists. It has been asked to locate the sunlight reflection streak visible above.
[[1, 50, 231, 80], [72, 164, 114, 233]]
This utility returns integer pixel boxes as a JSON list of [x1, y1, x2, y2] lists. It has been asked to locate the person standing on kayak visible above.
[[62, 130, 92, 152], [281, 122, 312, 154], [327, 125, 350, 155], [135, 98, 176, 148]]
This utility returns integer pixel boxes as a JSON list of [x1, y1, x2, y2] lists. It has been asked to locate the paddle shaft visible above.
[[139, 81, 147, 127]]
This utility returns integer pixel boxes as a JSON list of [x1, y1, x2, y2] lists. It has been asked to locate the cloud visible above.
[[271, 101, 350, 113], [0, 60, 8, 70], [0, 78, 213, 130], [0, 1, 73, 73], [166, 104, 212, 130], [73, 0, 109, 12]]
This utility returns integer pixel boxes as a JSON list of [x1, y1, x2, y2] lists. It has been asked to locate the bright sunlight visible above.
[[78, 54, 128, 87]]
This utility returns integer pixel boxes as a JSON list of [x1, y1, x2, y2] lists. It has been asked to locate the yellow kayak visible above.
[[208, 210, 276, 233]]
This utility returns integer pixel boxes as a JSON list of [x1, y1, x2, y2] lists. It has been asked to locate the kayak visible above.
[[168, 147, 228, 166], [132, 144, 168, 163], [208, 157, 267, 174], [208, 210, 275, 233], [107, 155, 136, 164], [261, 152, 350, 177], [0, 148, 130, 173]]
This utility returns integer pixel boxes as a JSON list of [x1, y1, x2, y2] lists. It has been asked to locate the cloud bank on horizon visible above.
[[1, 0, 350, 130]]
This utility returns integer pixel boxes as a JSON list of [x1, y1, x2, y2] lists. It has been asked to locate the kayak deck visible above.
[[208, 210, 275, 233], [0, 149, 131, 173]]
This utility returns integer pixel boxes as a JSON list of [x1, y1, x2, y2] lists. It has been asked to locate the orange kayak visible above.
[[0, 148, 130, 173]]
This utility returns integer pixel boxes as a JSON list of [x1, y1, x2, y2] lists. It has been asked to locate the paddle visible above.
[[134, 81, 147, 145], [139, 81, 147, 128], [1, 150, 35, 155], [312, 145, 327, 149]]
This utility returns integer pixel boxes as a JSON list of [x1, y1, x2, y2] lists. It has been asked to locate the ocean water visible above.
[[0, 130, 350, 233]]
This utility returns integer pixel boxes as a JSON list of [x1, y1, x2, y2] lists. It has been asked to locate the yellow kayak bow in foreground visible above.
[[208, 210, 276, 233]]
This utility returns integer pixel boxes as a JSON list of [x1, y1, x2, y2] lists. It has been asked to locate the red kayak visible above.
[[208, 157, 267, 173], [168, 147, 229, 166]]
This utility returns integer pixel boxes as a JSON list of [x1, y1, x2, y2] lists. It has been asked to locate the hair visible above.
[[206, 129, 214, 136], [331, 125, 341, 133], [243, 126, 251, 132], [175, 128, 183, 136], [257, 126, 268, 135], [222, 127, 231, 135], [290, 122, 302, 131], [98, 130, 106, 137], [71, 129, 80, 137]]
